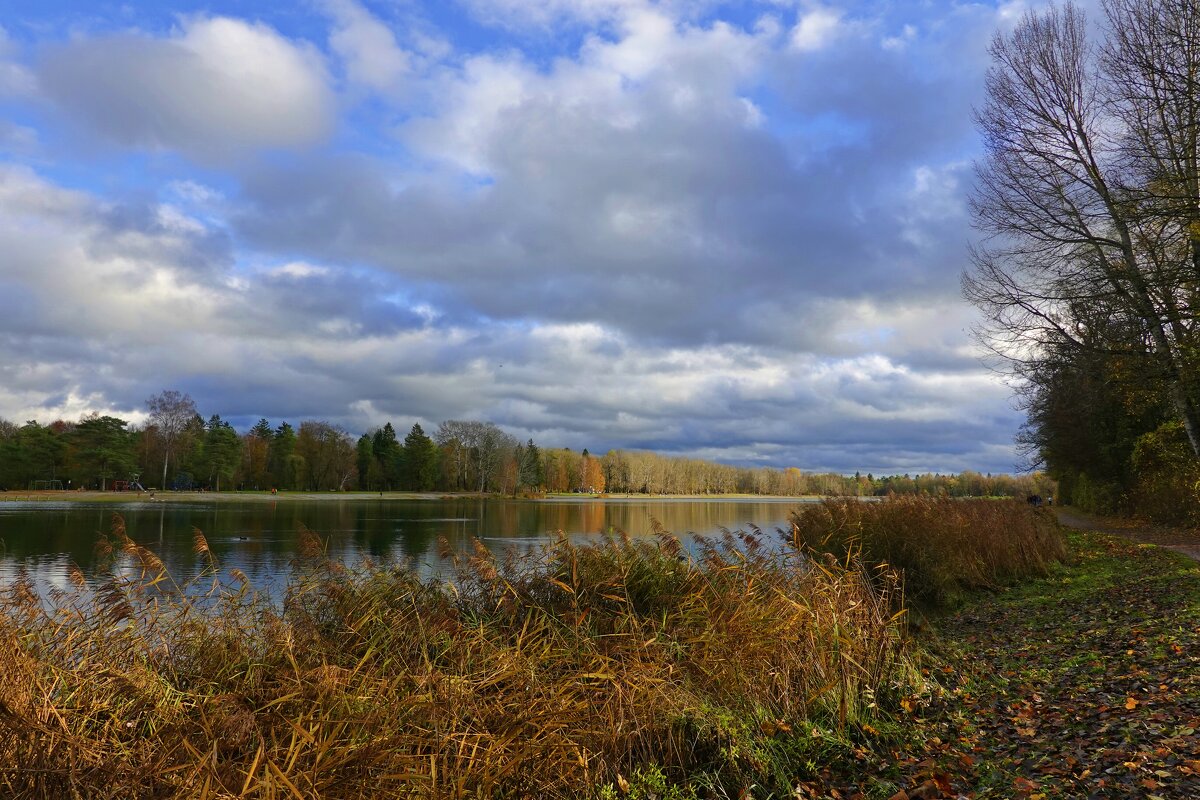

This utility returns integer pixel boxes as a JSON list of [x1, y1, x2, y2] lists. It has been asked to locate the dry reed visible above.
[[0, 499, 1050, 798], [789, 496, 1066, 607]]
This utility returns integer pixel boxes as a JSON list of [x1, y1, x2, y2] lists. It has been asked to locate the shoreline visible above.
[[0, 489, 832, 504]]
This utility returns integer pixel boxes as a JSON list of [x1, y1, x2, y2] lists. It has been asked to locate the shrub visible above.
[[1128, 421, 1200, 525]]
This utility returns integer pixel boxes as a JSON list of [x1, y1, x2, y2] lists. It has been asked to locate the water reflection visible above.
[[0, 497, 815, 601]]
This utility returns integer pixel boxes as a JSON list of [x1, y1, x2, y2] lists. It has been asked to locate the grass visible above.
[[0, 498, 1063, 799]]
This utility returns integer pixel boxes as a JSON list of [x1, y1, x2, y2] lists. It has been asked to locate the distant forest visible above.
[[0, 391, 1053, 498]]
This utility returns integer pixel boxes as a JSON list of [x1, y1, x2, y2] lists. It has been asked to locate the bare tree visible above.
[[435, 420, 517, 493], [146, 390, 197, 489], [966, 1, 1200, 456]]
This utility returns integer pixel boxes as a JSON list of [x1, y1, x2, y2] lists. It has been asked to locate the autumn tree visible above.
[[581, 448, 605, 493], [296, 420, 356, 490]]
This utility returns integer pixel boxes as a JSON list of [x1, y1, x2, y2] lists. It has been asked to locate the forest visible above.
[[0, 390, 1052, 498]]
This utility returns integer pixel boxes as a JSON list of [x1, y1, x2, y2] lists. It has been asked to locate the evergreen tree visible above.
[[269, 422, 299, 490], [372, 422, 402, 489], [242, 418, 273, 489], [402, 424, 439, 491], [519, 438, 543, 489], [203, 415, 241, 491], [72, 414, 136, 490], [356, 434, 375, 490]]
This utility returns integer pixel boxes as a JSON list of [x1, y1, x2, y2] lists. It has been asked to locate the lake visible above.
[[0, 496, 820, 600]]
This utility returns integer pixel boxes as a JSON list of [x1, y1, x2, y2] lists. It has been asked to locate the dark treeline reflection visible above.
[[0, 497, 809, 601]]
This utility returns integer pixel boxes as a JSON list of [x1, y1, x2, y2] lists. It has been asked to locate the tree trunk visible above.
[[1171, 381, 1200, 457]]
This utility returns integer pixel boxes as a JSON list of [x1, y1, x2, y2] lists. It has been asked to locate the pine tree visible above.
[[519, 438, 543, 489], [269, 422, 298, 490], [372, 422, 402, 489], [402, 424, 439, 491]]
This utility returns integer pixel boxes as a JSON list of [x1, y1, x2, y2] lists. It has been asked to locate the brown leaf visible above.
[[1013, 776, 1037, 793], [908, 780, 942, 799]]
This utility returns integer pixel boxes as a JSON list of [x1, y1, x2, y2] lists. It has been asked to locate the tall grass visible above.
[[0, 498, 1055, 798], [789, 496, 1066, 608]]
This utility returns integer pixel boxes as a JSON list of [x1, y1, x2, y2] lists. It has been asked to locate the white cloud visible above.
[[37, 17, 334, 160], [325, 0, 410, 92], [791, 6, 843, 52]]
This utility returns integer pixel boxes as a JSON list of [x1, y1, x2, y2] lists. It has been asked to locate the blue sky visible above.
[[0, 0, 1049, 474]]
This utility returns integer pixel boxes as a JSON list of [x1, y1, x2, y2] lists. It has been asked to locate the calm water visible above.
[[0, 497, 816, 599]]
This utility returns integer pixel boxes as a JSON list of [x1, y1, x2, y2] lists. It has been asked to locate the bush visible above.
[[1128, 421, 1200, 525]]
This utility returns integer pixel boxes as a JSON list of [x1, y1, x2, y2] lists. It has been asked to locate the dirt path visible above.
[[1056, 506, 1200, 561]]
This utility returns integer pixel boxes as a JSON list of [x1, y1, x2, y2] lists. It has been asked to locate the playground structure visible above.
[[112, 479, 147, 492]]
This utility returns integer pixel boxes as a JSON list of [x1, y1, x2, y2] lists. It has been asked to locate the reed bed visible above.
[[789, 496, 1066, 607], [0, 498, 1054, 798]]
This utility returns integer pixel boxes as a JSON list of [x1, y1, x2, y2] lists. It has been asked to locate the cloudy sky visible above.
[[0, 0, 1047, 475]]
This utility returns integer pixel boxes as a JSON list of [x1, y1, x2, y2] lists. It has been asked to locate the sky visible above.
[[0, 0, 1051, 475]]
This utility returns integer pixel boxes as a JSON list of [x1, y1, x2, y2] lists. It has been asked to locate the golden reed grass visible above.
[[0, 498, 1060, 799], [790, 496, 1066, 607]]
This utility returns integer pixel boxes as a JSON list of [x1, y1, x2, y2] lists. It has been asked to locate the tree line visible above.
[[966, 0, 1200, 523], [0, 390, 1052, 497]]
